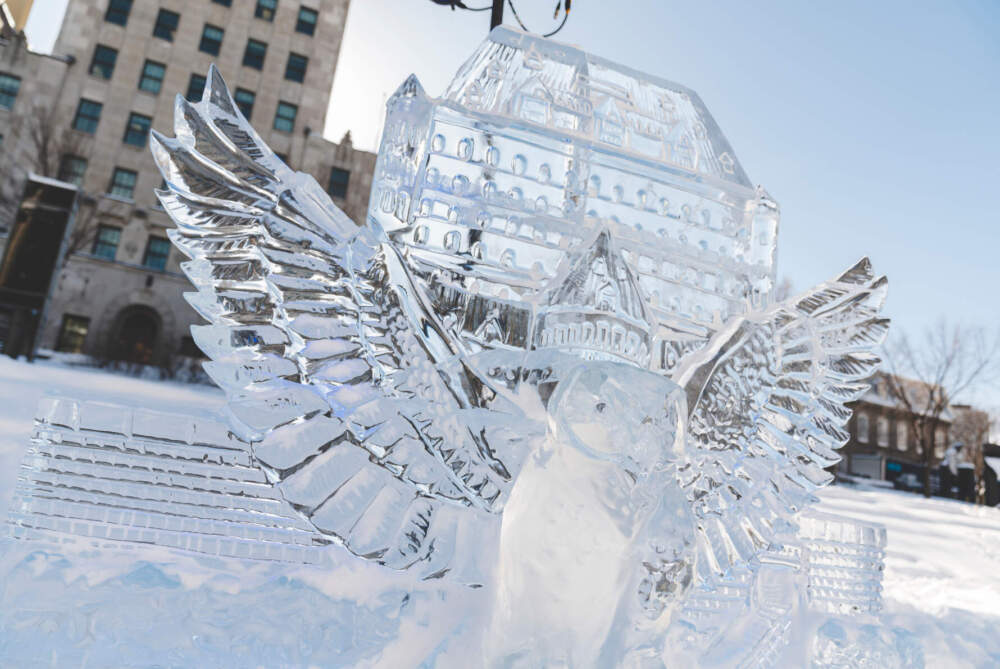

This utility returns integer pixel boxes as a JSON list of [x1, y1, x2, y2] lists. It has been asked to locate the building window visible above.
[[856, 413, 869, 444], [285, 52, 308, 83], [138, 60, 166, 94], [327, 167, 350, 199], [89, 45, 118, 79], [895, 420, 907, 450], [876, 416, 889, 447], [143, 236, 171, 270], [72, 98, 103, 133], [0, 72, 20, 109], [153, 8, 179, 42], [108, 167, 137, 200], [243, 39, 267, 70], [296, 6, 318, 35], [234, 88, 255, 120], [934, 427, 947, 459], [123, 112, 152, 147], [58, 155, 88, 186], [212, 0, 232, 5], [199, 24, 224, 56], [255, 0, 277, 21], [56, 315, 90, 353], [92, 224, 121, 260], [187, 73, 206, 102], [273, 101, 297, 133], [104, 0, 132, 26]]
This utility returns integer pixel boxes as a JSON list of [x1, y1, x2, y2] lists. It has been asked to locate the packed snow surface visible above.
[[0, 356, 998, 667]]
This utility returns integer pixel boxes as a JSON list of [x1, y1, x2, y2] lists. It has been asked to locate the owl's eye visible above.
[[595, 401, 607, 414]]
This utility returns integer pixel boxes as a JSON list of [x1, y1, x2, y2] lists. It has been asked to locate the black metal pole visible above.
[[490, 0, 504, 29]]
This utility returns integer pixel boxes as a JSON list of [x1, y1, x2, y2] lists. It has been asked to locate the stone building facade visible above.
[[838, 372, 952, 485], [0, 0, 377, 366], [0, 17, 72, 235]]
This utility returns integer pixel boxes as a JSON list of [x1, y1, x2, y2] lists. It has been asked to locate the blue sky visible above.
[[26, 1, 1000, 400]]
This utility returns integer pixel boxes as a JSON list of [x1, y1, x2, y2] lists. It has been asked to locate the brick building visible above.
[[839, 372, 952, 486], [0, 0, 376, 366]]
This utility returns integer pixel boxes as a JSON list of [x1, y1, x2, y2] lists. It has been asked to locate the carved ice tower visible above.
[[368, 27, 779, 373]]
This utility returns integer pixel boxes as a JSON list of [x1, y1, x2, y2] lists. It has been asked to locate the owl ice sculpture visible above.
[[8, 28, 910, 667]]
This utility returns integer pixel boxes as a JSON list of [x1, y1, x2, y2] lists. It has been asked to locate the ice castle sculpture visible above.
[[7, 27, 919, 667]]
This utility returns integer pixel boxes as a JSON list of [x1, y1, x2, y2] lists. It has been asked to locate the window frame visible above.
[[186, 73, 207, 102], [285, 52, 308, 83], [934, 427, 948, 459], [234, 88, 255, 120], [242, 38, 267, 70], [296, 6, 318, 35], [0, 72, 21, 109], [72, 98, 103, 133], [327, 167, 350, 199], [138, 59, 166, 94], [104, 0, 133, 26], [58, 154, 88, 187], [152, 8, 180, 42], [876, 416, 889, 447], [255, 0, 278, 22], [108, 167, 138, 200], [56, 314, 91, 354], [89, 44, 118, 79], [142, 236, 171, 271], [92, 224, 121, 260], [122, 112, 152, 148], [273, 101, 297, 133], [856, 412, 870, 444], [199, 23, 224, 56]]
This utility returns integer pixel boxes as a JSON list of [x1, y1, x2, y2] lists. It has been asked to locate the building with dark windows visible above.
[[0, 0, 376, 366], [838, 372, 953, 491]]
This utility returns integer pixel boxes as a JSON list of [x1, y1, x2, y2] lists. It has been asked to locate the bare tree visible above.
[[882, 321, 1000, 497], [0, 103, 89, 225], [3, 104, 112, 257], [951, 405, 994, 503], [62, 194, 102, 256], [26, 103, 85, 179]]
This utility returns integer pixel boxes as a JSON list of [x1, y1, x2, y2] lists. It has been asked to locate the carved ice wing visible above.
[[674, 258, 888, 580], [150, 67, 524, 580]]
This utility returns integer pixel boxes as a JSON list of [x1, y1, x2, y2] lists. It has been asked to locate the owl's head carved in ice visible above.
[[547, 362, 686, 476]]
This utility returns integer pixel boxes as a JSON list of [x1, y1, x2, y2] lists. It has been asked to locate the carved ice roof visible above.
[[443, 27, 752, 189]]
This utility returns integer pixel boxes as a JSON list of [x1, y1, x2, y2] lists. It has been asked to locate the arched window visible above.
[[877, 417, 889, 447], [896, 420, 908, 450], [934, 427, 948, 459], [856, 413, 870, 443]]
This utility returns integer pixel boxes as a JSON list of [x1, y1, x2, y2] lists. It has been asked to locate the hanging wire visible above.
[[428, 0, 492, 10], [506, 0, 571, 38], [428, 0, 572, 36]]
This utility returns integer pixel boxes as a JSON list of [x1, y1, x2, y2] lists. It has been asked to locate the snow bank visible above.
[[0, 357, 997, 666]]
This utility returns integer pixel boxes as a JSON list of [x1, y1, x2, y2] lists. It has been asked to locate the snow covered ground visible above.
[[0, 356, 998, 667]]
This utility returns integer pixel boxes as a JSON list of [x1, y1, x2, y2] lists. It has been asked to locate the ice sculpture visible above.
[[7, 27, 913, 667]]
